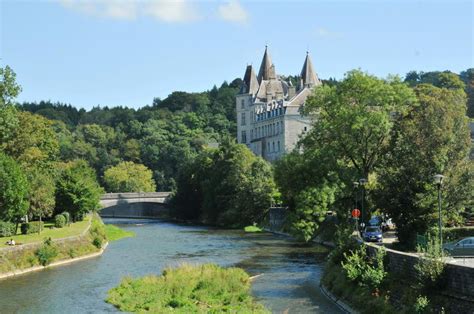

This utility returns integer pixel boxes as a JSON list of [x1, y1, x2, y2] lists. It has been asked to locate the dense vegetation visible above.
[[275, 69, 473, 247], [107, 263, 268, 313]]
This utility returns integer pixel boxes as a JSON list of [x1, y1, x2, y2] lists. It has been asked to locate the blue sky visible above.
[[1, 0, 473, 109]]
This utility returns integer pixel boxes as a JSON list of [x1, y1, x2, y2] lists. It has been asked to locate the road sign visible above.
[[351, 208, 361, 218]]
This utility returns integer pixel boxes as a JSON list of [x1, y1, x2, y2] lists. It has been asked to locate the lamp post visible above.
[[359, 178, 368, 225], [434, 174, 445, 246], [353, 182, 360, 232]]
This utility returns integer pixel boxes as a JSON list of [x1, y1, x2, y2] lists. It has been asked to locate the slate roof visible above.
[[300, 52, 321, 88]]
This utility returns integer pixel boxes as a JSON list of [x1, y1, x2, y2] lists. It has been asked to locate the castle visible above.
[[236, 46, 321, 161]]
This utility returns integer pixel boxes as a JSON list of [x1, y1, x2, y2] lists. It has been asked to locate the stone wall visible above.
[[366, 243, 474, 307]]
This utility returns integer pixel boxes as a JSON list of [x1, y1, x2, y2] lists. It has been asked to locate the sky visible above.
[[1, 0, 473, 110]]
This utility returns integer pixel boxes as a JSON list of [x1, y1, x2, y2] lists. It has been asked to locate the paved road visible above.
[[446, 257, 474, 267]]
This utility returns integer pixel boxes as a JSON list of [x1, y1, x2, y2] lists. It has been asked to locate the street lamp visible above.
[[359, 178, 368, 225], [434, 174, 445, 246], [353, 182, 360, 232]]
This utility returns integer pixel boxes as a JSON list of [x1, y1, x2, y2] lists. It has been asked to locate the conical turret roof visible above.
[[257, 46, 276, 83], [300, 52, 320, 88], [242, 65, 259, 95]]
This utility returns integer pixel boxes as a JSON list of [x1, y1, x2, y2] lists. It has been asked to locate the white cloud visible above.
[[315, 27, 342, 39], [217, 0, 249, 24], [145, 0, 200, 23], [58, 0, 200, 23]]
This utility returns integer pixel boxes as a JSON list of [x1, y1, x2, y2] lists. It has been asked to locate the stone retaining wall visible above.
[[365, 243, 474, 308]]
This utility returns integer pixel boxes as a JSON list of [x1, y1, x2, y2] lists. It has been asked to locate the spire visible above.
[[242, 65, 259, 95], [300, 51, 320, 88], [257, 46, 276, 83]]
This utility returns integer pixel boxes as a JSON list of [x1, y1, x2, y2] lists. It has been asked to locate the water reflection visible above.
[[0, 219, 342, 313]]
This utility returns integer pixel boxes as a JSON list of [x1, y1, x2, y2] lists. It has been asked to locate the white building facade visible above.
[[236, 47, 321, 161]]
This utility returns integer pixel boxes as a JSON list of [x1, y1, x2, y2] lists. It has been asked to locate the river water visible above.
[[0, 219, 342, 313]]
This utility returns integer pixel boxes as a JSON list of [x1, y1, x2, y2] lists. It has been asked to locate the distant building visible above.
[[236, 46, 321, 161]]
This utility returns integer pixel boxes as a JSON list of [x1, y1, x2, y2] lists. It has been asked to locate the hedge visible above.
[[0, 221, 16, 237], [21, 221, 45, 234], [55, 215, 67, 228], [444, 227, 474, 242]]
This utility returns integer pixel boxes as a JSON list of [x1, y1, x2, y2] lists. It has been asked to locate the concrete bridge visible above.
[[99, 192, 172, 219]]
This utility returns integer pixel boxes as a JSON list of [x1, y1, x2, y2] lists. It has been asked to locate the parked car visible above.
[[363, 226, 383, 242], [443, 237, 474, 257]]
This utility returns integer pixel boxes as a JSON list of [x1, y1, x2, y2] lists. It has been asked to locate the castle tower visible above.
[[300, 52, 321, 88], [257, 46, 276, 83]]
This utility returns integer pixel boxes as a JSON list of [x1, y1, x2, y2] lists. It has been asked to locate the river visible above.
[[0, 219, 342, 313]]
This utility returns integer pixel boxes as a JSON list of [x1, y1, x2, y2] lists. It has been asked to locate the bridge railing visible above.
[[100, 192, 171, 200]]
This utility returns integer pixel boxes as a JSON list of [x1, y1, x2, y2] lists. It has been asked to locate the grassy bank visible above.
[[107, 263, 269, 313], [104, 224, 135, 241], [0, 214, 107, 274], [0, 218, 91, 248]]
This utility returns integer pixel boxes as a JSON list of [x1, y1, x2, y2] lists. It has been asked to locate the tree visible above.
[[0, 153, 29, 223], [3, 111, 59, 168], [55, 160, 103, 221], [26, 167, 56, 224], [376, 84, 472, 246], [174, 139, 275, 227], [104, 161, 156, 193], [303, 70, 416, 180], [0, 66, 22, 106], [459, 68, 474, 117]]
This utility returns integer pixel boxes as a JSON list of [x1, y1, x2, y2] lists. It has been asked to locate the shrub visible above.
[[54, 214, 66, 228], [443, 227, 474, 243], [414, 295, 429, 313], [0, 221, 16, 237], [21, 221, 44, 234], [35, 238, 58, 266], [415, 233, 446, 290], [106, 264, 268, 313], [61, 212, 70, 225], [341, 244, 387, 290], [92, 237, 102, 249]]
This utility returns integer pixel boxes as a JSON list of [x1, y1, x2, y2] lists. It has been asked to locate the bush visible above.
[[0, 221, 16, 237], [92, 237, 102, 249], [21, 221, 44, 234], [61, 212, 70, 225], [35, 238, 58, 266], [54, 214, 66, 228], [443, 227, 474, 242], [106, 264, 268, 313], [415, 233, 446, 291], [341, 244, 387, 290]]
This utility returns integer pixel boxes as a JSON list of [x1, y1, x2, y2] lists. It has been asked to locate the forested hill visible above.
[[19, 78, 242, 190]]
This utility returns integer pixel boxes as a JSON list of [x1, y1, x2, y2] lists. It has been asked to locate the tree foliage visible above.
[[0, 153, 29, 222], [375, 84, 472, 245], [173, 140, 275, 227], [104, 161, 156, 193], [55, 160, 103, 221]]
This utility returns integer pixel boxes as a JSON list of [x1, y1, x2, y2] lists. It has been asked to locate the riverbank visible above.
[[0, 214, 108, 279]]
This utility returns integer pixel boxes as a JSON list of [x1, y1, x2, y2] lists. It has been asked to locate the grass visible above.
[[0, 217, 91, 248], [0, 214, 106, 273], [244, 225, 263, 232], [107, 263, 269, 313], [104, 224, 135, 241]]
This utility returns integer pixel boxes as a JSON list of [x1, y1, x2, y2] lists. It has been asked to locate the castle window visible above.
[[278, 141, 281, 151], [273, 123, 276, 135], [241, 131, 247, 143], [250, 130, 253, 140], [279, 108, 282, 115], [272, 142, 275, 152], [304, 126, 307, 132], [241, 99, 245, 109], [241, 112, 246, 126], [267, 142, 270, 151]]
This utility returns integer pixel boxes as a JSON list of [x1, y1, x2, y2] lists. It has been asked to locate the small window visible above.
[[304, 126, 307, 132], [278, 141, 280, 151], [241, 99, 245, 109], [241, 112, 246, 126], [272, 142, 275, 152]]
